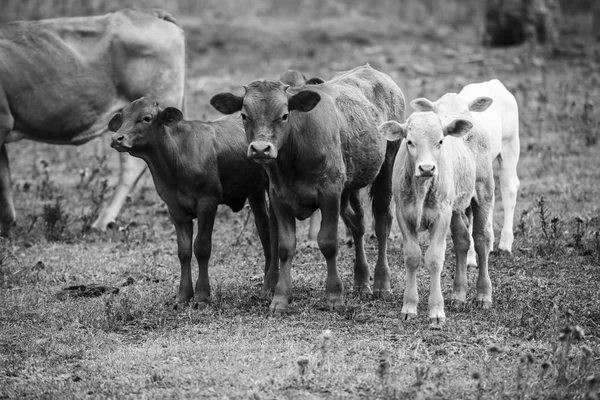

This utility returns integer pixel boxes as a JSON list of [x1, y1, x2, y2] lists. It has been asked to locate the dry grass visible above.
[[1, 1, 600, 399]]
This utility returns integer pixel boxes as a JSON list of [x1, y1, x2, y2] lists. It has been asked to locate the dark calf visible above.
[[211, 65, 405, 312], [108, 97, 278, 305]]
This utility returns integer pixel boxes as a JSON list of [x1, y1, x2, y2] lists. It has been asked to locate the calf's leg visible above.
[[450, 211, 471, 304], [193, 202, 218, 304], [319, 197, 343, 309], [371, 162, 394, 296], [425, 211, 451, 326], [248, 190, 279, 294], [340, 191, 370, 294], [172, 215, 194, 304], [270, 197, 296, 313], [498, 147, 520, 253], [472, 201, 493, 308]]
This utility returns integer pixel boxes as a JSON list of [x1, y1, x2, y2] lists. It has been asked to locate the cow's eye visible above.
[[281, 113, 289, 121], [438, 139, 444, 146], [406, 140, 413, 146], [241, 113, 247, 121], [142, 115, 152, 123]]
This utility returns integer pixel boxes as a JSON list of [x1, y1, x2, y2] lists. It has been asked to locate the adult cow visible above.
[[379, 108, 494, 327], [211, 65, 405, 312], [411, 79, 519, 261], [0, 8, 185, 236], [108, 97, 277, 305]]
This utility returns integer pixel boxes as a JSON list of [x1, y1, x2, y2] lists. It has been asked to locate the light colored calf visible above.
[[379, 109, 494, 326], [411, 79, 519, 261]]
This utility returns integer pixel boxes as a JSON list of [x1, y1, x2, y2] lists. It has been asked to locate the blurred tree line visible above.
[[0, 0, 597, 48]]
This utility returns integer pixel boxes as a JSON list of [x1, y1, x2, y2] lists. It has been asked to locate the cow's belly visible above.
[[8, 71, 124, 144]]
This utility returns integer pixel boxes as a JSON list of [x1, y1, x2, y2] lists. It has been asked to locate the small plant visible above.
[[297, 356, 309, 385], [80, 178, 109, 235], [42, 197, 70, 241], [376, 349, 391, 393]]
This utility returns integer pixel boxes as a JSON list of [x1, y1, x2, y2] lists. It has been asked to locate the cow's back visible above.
[[307, 65, 405, 190], [0, 9, 185, 144], [459, 79, 519, 158]]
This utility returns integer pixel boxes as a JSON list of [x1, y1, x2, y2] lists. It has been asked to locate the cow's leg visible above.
[[472, 201, 493, 308], [399, 225, 421, 320], [270, 197, 296, 313], [450, 211, 471, 305], [0, 103, 15, 237], [248, 190, 279, 294], [424, 211, 451, 326], [0, 144, 15, 237], [466, 208, 478, 268], [371, 180, 394, 297], [171, 215, 194, 304], [193, 201, 218, 304], [498, 147, 520, 253], [318, 197, 343, 309], [92, 152, 146, 230], [307, 210, 320, 245], [340, 191, 370, 294]]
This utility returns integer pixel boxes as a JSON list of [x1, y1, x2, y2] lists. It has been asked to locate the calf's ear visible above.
[[378, 120, 406, 142], [210, 93, 244, 115], [108, 113, 123, 132], [306, 77, 324, 85], [288, 90, 321, 112], [411, 98, 435, 112], [468, 97, 493, 112], [159, 107, 183, 127], [443, 119, 473, 138]]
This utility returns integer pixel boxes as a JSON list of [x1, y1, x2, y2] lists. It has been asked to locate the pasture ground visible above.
[[1, 3, 600, 399]]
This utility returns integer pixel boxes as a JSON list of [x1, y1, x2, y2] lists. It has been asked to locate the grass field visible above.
[[1, 2, 600, 399]]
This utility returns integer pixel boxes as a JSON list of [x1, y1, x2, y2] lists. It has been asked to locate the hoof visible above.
[[353, 284, 372, 297], [400, 312, 417, 321], [372, 289, 392, 300], [429, 317, 446, 329], [449, 299, 465, 309], [327, 295, 344, 310], [269, 295, 290, 314], [476, 300, 492, 309]]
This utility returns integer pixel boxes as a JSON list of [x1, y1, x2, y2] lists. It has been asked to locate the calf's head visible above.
[[108, 97, 183, 154], [411, 93, 493, 126], [210, 81, 321, 163], [378, 112, 473, 178]]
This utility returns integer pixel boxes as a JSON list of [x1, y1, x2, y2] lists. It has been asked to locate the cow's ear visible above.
[[158, 107, 183, 127], [210, 93, 244, 115], [443, 118, 473, 138], [306, 77, 324, 85], [411, 98, 435, 112], [378, 120, 406, 142], [108, 113, 123, 132], [468, 97, 493, 112], [288, 90, 321, 112]]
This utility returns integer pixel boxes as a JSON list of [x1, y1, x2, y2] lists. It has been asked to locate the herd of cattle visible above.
[[0, 9, 520, 326]]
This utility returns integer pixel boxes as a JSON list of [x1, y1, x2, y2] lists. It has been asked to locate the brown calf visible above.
[[211, 65, 405, 312], [108, 97, 277, 305]]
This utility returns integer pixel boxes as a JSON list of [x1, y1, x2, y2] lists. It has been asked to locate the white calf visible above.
[[378, 110, 494, 326], [411, 79, 519, 259]]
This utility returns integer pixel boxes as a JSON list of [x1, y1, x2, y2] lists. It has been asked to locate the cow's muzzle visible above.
[[110, 134, 129, 152], [416, 164, 436, 178], [248, 141, 277, 163]]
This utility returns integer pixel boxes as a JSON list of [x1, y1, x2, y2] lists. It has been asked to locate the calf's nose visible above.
[[248, 141, 276, 159], [418, 164, 436, 176]]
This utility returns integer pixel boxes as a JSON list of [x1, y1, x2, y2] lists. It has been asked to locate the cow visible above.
[[411, 79, 519, 264], [0, 8, 185, 237], [378, 108, 495, 327], [108, 97, 278, 305], [211, 65, 405, 313]]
